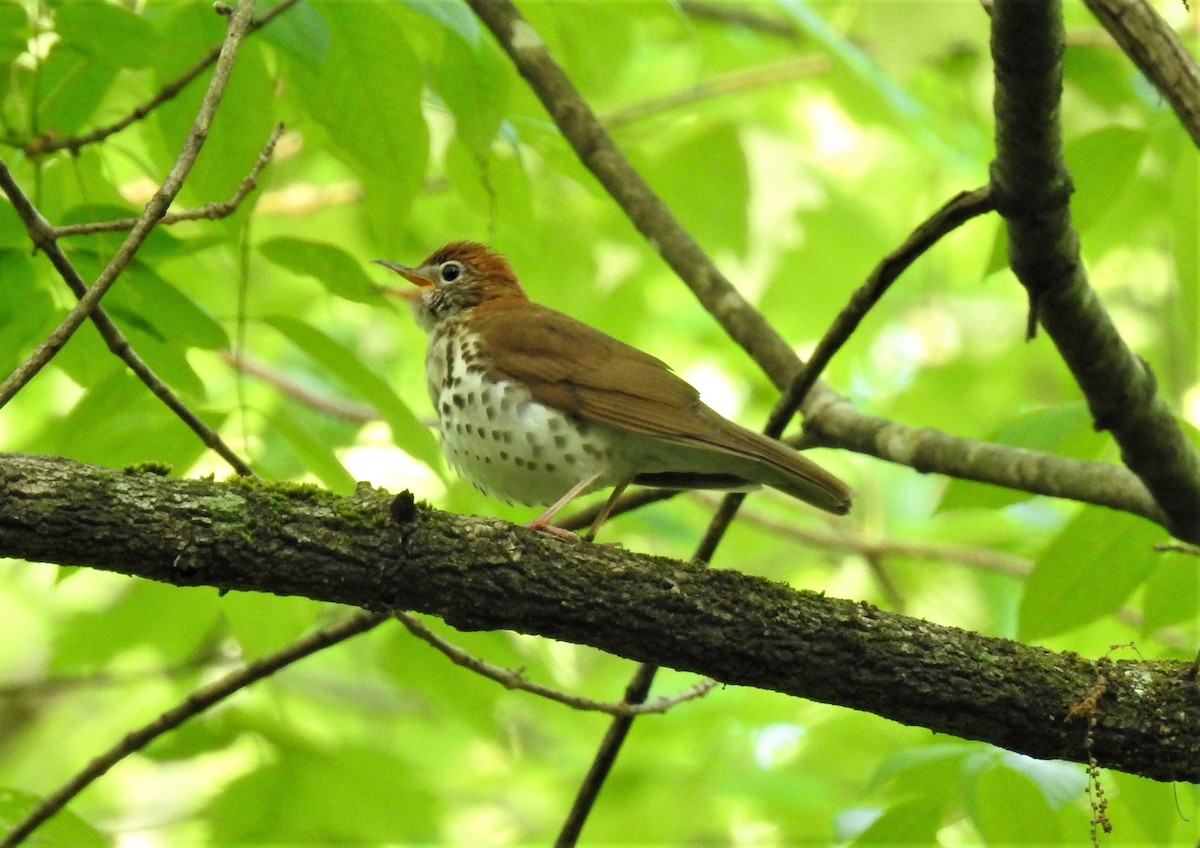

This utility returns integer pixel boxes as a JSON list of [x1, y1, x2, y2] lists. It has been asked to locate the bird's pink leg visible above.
[[525, 473, 602, 541], [583, 480, 630, 543]]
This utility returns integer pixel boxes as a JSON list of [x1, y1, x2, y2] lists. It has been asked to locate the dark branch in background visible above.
[[19, 0, 302, 158], [989, 0, 1200, 541], [464, 0, 1176, 540], [0, 452, 1196, 785], [52, 123, 283, 238], [0, 2, 264, 477], [1083, 0, 1200, 148], [0, 610, 387, 848]]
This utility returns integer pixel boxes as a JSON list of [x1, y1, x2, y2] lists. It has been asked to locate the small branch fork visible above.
[[13, 0, 303, 159], [394, 612, 717, 716]]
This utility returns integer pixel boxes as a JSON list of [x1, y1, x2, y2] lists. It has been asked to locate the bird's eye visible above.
[[440, 261, 464, 283]]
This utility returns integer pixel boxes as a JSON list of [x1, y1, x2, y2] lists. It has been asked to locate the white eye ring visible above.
[[440, 260, 464, 283]]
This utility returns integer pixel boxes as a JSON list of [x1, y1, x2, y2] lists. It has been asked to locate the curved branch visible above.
[[0, 452, 1195, 784], [989, 0, 1200, 540]]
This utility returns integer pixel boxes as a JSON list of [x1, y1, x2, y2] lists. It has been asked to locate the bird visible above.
[[375, 241, 852, 540]]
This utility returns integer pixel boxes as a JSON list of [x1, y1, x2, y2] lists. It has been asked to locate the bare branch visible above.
[[990, 0, 1200, 540], [678, 1, 800, 39], [0, 452, 1195, 783], [52, 123, 284, 238], [1083, 0, 1200, 148], [604, 57, 829, 128]]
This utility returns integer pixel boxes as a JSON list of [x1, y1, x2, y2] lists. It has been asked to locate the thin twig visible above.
[[52, 123, 284, 238], [554, 661, 659, 848], [0, 1, 259, 476], [604, 57, 829, 128], [21, 0, 301, 158], [678, 0, 800, 39], [394, 612, 716, 716], [775, 186, 995, 421], [222, 350, 379, 422], [0, 610, 387, 848]]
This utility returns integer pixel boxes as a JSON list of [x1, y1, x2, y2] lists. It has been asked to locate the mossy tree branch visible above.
[[0, 452, 1196, 784]]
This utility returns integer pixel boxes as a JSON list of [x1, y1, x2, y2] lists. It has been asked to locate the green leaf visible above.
[[0, 788, 107, 848], [46, 371, 221, 470], [114, 260, 231, 351], [265, 316, 441, 472], [294, 2, 428, 250], [256, 0, 330, 65], [1019, 507, 1166, 640], [970, 758, 1063, 845], [643, 121, 750, 254], [36, 46, 117, 136], [401, 0, 478, 46], [850, 797, 943, 847], [435, 36, 510, 155], [0, 249, 56, 376], [1066, 126, 1147, 231], [56, 1, 161, 70], [1140, 547, 1199, 632], [52, 579, 221, 672], [221, 590, 327, 658], [258, 237, 380, 304], [267, 408, 359, 494]]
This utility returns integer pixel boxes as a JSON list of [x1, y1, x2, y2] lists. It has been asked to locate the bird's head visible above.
[[375, 241, 527, 332]]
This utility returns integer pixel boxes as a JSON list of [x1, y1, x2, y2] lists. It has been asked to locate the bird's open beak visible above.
[[373, 259, 434, 300]]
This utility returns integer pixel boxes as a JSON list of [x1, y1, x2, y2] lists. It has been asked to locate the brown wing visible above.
[[473, 300, 706, 435], [472, 301, 852, 514]]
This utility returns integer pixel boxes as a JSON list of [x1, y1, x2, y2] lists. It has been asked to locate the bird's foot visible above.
[[524, 517, 582, 542]]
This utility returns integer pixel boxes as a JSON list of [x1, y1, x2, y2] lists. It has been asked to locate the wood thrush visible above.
[[376, 242, 852, 539]]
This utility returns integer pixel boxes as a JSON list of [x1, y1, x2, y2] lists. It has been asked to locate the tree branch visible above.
[[989, 0, 1200, 541], [1083, 0, 1200, 149], [0, 452, 1195, 784]]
